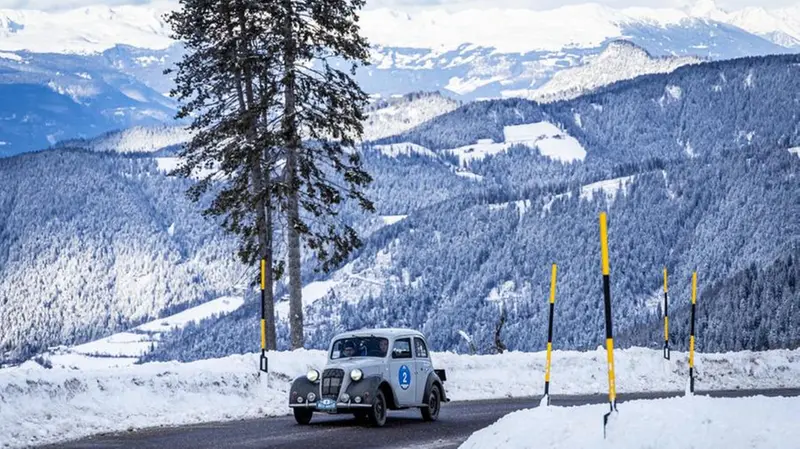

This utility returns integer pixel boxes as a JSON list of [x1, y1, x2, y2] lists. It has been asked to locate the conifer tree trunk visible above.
[[281, 0, 304, 349]]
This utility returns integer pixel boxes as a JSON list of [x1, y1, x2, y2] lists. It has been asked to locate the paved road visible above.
[[48, 389, 800, 449]]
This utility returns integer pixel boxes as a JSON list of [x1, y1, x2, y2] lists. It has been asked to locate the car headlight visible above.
[[350, 368, 363, 382], [307, 369, 320, 382]]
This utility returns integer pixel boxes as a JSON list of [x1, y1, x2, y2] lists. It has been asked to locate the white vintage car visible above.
[[288, 328, 449, 427]]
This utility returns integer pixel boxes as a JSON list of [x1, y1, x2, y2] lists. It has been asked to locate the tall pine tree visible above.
[[167, 0, 374, 350], [166, 0, 283, 349], [263, 0, 374, 349]]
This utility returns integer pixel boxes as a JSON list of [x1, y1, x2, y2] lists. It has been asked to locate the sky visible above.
[[0, 0, 798, 11]]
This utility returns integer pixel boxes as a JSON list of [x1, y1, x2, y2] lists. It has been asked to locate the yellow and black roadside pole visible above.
[[259, 258, 269, 374], [599, 213, 617, 436], [663, 267, 670, 360], [688, 271, 698, 394], [543, 263, 557, 406]]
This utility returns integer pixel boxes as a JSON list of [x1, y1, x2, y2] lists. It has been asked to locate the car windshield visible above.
[[330, 336, 389, 359]]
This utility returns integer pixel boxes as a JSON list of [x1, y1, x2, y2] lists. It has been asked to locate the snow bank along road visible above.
[[4, 347, 800, 447], [43, 390, 800, 449]]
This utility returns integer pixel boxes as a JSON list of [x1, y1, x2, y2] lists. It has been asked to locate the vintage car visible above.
[[288, 328, 449, 427]]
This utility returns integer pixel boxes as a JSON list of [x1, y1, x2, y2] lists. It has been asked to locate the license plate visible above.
[[317, 399, 336, 411]]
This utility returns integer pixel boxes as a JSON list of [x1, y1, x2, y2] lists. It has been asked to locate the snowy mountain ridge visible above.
[[56, 125, 192, 154], [506, 41, 704, 103], [47, 91, 458, 155], [2, 1, 799, 54], [362, 92, 461, 142]]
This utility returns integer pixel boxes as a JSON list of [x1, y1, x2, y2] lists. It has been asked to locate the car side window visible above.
[[414, 338, 429, 359], [392, 338, 412, 359]]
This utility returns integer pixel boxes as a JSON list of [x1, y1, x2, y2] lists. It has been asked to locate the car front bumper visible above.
[[289, 402, 372, 411]]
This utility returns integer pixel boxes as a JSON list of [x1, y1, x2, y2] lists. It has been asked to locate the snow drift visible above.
[[459, 395, 800, 449], [2, 347, 800, 448]]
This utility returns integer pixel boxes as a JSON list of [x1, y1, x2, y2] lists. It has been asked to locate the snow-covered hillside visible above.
[[57, 125, 191, 154], [507, 41, 702, 103], [41, 295, 245, 370], [446, 122, 587, 166], [362, 92, 460, 142], [460, 395, 800, 449], [3, 347, 800, 448]]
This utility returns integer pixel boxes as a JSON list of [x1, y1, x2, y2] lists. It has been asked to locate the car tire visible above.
[[293, 407, 313, 425], [367, 390, 388, 427], [421, 385, 441, 422]]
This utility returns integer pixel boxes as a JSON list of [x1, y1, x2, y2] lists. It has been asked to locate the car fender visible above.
[[289, 376, 318, 405], [423, 371, 447, 403], [345, 375, 399, 409]]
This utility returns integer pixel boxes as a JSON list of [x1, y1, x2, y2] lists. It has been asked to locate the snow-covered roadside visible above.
[[459, 395, 800, 449], [3, 347, 800, 448], [0, 351, 324, 449], [434, 347, 800, 399]]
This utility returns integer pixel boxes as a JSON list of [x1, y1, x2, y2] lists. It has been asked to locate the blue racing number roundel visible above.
[[398, 365, 412, 390]]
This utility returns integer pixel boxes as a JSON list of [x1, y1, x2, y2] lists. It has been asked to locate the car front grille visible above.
[[321, 368, 344, 399]]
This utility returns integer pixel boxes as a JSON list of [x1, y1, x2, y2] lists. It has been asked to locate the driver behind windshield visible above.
[[332, 337, 390, 359]]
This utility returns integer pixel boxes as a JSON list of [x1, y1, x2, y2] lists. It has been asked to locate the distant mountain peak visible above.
[[504, 39, 702, 103], [600, 40, 651, 57], [689, 0, 727, 18]]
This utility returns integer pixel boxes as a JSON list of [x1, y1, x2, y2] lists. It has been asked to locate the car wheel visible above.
[[421, 385, 441, 422], [367, 390, 388, 427], [293, 407, 313, 425]]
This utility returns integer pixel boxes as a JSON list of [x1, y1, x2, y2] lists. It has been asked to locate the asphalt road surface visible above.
[[47, 389, 800, 449]]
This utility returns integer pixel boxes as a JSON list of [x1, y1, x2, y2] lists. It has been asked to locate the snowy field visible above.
[[42, 296, 245, 370], [459, 395, 800, 449], [448, 122, 587, 166], [2, 347, 800, 448]]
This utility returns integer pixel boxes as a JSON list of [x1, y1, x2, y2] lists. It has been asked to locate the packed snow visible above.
[[448, 122, 586, 166], [459, 395, 800, 449], [3, 347, 800, 448]]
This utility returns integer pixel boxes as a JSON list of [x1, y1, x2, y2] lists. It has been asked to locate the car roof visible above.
[[332, 328, 425, 340]]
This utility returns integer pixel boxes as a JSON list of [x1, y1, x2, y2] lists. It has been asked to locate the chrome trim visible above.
[[288, 403, 372, 409]]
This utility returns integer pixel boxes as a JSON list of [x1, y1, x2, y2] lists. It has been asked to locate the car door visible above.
[[413, 337, 433, 403], [389, 337, 416, 406]]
